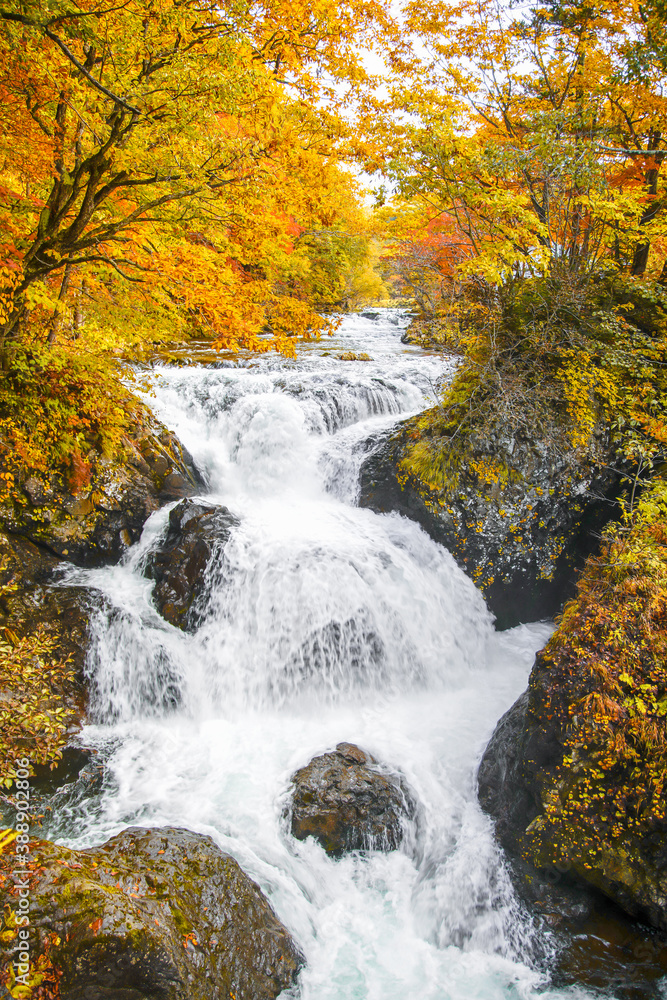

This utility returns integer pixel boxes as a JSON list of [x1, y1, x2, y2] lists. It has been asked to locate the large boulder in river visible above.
[[359, 411, 622, 628], [145, 499, 239, 630], [289, 742, 415, 854], [0, 413, 202, 567], [0, 826, 303, 1000], [478, 496, 667, 931]]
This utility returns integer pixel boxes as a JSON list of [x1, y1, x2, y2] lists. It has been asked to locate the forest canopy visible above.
[[0, 0, 666, 487], [0, 0, 394, 361]]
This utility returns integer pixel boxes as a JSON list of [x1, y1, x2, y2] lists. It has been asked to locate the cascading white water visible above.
[[52, 309, 598, 999]]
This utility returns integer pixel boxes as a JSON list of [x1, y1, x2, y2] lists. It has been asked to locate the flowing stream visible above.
[[49, 309, 603, 999]]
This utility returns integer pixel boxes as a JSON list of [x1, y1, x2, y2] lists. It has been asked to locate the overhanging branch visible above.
[[43, 26, 140, 112], [0, 12, 140, 113]]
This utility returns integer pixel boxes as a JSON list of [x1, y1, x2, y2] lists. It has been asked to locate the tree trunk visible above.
[[631, 133, 665, 277], [48, 262, 73, 344]]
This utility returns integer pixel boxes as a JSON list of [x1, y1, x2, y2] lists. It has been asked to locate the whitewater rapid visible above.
[[50, 310, 596, 999]]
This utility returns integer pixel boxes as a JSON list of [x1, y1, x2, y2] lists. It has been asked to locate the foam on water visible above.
[[52, 309, 598, 999]]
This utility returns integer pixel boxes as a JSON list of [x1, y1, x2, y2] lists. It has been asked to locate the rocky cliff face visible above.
[[0, 414, 205, 799], [478, 488, 667, 933], [0, 826, 303, 1000], [359, 412, 622, 627], [0, 411, 204, 672], [479, 668, 667, 933], [0, 530, 97, 684]]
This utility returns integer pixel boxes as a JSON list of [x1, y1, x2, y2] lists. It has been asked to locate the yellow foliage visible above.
[[527, 478, 667, 867], [0, 625, 77, 784]]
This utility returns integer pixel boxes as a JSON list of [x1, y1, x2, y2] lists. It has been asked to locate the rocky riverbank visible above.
[[0, 412, 203, 778], [359, 410, 623, 628], [0, 412, 202, 569], [0, 410, 203, 698], [478, 480, 667, 937]]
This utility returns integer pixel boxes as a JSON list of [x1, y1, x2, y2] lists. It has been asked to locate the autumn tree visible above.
[[367, 0, 667, 465], [0, 0, 400, 494], [376, 204, 472, 315], [0, 0, 394, 364]]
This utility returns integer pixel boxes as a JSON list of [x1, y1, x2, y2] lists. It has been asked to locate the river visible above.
[[49, 308, 603, 999]]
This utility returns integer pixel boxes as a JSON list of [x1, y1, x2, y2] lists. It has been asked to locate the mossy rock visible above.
[[0, 528, 102, 739], [479, 491, 667, 934], [359, 411, 623, 627], [0, 826, 303, 1000], [0, 542, 98, 683], [0, 414, 204, 567]]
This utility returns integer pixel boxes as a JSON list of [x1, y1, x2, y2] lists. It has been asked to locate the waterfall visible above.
[[52, 309, 573, 1000]]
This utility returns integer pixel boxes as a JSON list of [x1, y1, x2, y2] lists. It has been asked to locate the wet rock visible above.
[[145, 499, 239, 630], [479, 696, 667, 998], [0, 415, 203, 567], [552, 900, 667, 1000], [30, 745, 95, 796], [476, 493, 667, 939], [479, 620, 667, 932], [0, 531, 107, 808], [0, 529, 102, 756], [1, 826, 303, 1000], [0, 419, 198, 788], [0, 745, 106, 830], [0, 528, 60, 589], [338, 351, 373, 361], [477, 691, 598, 924], [477, 692, 538, 855], [289, 742, 415, 854], [6, 584, 97, 681], [359, 419, 622, 628]]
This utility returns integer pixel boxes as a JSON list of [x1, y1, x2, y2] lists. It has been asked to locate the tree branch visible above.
[[43, 24, 141, 113]]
